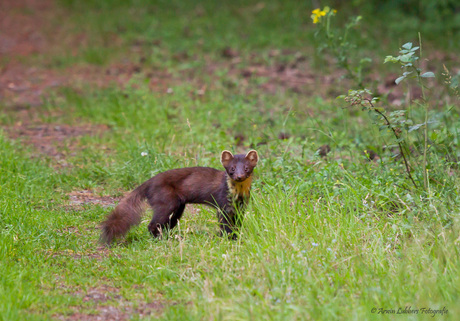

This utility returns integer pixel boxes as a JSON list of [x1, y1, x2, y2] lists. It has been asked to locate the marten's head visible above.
[[221, 150, 259, 182]]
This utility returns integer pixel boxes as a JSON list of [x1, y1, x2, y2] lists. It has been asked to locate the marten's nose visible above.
[[234, 174, 245, 181]]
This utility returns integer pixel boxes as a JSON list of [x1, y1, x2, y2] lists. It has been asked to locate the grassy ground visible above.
[[1, 0, 459, 320]]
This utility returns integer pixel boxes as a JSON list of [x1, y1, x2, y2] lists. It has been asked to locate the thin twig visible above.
[[364, 98, 418, 188]]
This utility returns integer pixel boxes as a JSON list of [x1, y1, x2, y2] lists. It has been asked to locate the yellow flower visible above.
[[311, 7, 336, 24], [311, 8, 326, 24], [312, 8, 325, 16]]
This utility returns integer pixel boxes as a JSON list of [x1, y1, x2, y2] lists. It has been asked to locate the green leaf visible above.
[[384, 56, 398, 64], [390, 110, 405, 117], [408, 123, 424, 132], [402, 42, 412, 50], [421, 72, 435, 78], [400, 53, 414, 63], [360, 58, 372, 64], [410, 46, 419, 52], [395, 76, 405, 85]]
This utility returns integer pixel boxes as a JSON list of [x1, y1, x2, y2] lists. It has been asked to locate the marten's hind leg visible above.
[[169, 203, 185, 230], [147, 200, 185, 238]]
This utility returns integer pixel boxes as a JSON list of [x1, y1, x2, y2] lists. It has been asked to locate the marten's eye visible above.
[[244, 166, 249, 172], [230, 167, 235, 173]]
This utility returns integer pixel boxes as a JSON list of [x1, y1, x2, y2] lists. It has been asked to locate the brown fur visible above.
[[100, 150, 259, 245], [99, 184, 147, 244]]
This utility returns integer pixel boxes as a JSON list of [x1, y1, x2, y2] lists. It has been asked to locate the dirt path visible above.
[[0, 0, 162, 108], [1, 0, 58, 107]]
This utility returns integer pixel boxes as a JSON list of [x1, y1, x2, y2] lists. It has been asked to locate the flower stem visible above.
[[418, 33, 429, 190]]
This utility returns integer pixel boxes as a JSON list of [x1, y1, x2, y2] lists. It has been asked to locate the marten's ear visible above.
[[221, 150, 234, 167], [245, 150, 259, 167]]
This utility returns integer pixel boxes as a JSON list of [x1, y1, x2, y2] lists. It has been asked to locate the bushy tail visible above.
[[100, 184, 148, 245]]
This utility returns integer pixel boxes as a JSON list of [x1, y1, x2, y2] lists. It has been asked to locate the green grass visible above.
[[1, 0, 459, 320], [2, 82, 459, 319]]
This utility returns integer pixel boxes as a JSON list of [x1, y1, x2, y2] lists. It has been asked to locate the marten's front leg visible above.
[[217, 209, 237, 239]]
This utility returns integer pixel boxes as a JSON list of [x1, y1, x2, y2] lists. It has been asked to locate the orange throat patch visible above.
[[227, 175, 252, 199]]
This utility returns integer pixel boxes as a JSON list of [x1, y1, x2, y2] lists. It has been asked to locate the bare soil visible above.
[[54, 285, 166, 321], [68, 190, 120, 208], [6, 121, 109, 161]]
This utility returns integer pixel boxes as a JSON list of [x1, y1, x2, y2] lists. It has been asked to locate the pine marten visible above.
[[100, 150, 259, 244]]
